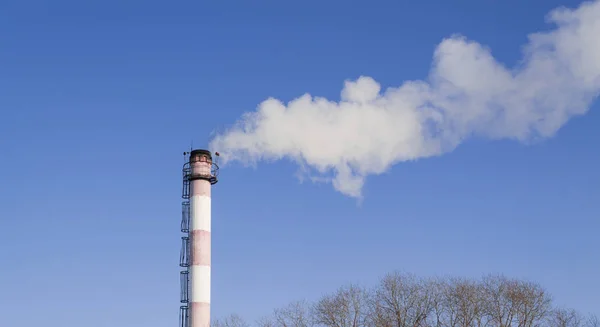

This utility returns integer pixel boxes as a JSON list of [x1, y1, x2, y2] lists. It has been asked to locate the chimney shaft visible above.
[[188, 149, 217, 327]]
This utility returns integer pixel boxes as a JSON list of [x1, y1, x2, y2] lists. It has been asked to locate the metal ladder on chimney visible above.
[[179, 161, 191, 327]]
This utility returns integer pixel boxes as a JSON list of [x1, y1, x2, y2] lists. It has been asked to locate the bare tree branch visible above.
[[313, 284, 369, 327], [256, 316, 276, 327], [272, 300, 315, 327], [547, 308, 582, 327], [584, 314, 599, 327], [369, 272, 435, 327]]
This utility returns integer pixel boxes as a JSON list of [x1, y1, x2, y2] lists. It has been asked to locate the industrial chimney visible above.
[[180, 149, 219, 327]]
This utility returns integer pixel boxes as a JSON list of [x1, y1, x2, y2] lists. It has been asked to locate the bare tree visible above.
[[511, 280, 551, 327], [313, 284, 369, 327], [433, 277, 485, 327], [256, 316, 277, 327], [547, 308, 582, 327], [212, 273, 592, 327], [369, 272, 435, 327], [584, 315, 599, 327], [272, 300, 315, 327], [481, 275, 524, 327], [426, 278, 446, 327]]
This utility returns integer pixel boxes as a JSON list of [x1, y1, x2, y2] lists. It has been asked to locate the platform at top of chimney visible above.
[[188, 149, 218, 184]]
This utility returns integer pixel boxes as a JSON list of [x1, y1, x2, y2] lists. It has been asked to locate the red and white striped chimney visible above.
[[188, 149, 218, 327]]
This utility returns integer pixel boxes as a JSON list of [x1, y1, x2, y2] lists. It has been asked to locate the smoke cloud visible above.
[[209, 0, 600, 198]]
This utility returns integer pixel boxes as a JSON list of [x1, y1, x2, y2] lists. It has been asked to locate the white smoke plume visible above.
[[209, 0, 600, 198]]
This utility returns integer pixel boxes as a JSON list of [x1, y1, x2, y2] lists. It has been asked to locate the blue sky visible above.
[[1, 0, 599, 326]]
